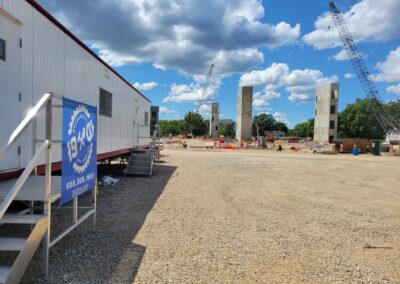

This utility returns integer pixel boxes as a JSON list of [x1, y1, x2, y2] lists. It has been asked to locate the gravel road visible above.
[[22, 149, 400, 283]]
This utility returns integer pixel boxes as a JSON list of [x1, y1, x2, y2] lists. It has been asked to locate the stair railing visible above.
[[0, 92, 52, 219]]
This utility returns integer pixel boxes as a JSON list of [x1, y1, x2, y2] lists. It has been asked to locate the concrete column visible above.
[[236, 86, 253, 141], [314, 83, 339, 143], [209, 103, 219, 139]]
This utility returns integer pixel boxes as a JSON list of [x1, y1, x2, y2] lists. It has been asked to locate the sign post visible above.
[[61, 98, 97, 205]]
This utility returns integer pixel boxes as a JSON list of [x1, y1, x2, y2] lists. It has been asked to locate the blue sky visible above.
[[39, 0, 400, 127]]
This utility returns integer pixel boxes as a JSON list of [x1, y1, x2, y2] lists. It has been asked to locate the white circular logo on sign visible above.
[[66, 105, 95, 174]]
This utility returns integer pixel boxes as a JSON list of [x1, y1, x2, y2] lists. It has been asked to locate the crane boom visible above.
[[328, 1, 399, 135], [202, 63, 215, 104], [205, 63, 214, 87]]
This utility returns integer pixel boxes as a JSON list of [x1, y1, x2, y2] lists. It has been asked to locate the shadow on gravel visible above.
[[22, 163, 177, 284]]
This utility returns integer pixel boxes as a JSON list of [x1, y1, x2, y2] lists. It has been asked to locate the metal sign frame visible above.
[[42, 95, 98, 275]]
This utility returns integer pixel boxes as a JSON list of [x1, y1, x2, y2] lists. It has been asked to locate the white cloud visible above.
[[330, 50, 349, 61], [288, 93, 311, 103], [159, 106, 180, 119], [254, 106, 272, 113], [133, 81, 158, 90], [272, 111, 289, 125], [330, 50, 365, 62], [163, 83, 217, 103], [159, 106, 176, 115], [332, 50, 349, 61], [303, 0, 400, 50], [98, 49, 141, 67], [344, 73, 355, 79], [240, 63, 337, 89], [252, 85, 281, 110], [371, 47, 400, 83], [240, 63, 289, 87], [387, 84, 400, 96], [262, 85, 281, 99], [252, 92, 270, 107], [196, 104, 211, 117], [240, 63, 337, 103], [44, 0, 300, 79]]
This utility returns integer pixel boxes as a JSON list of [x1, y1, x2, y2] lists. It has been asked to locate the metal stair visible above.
[[0, 214, 44, 225], [124, 150, 154, 176], [0, 93, 53, 283], [0, 214, 48, 284], [124, 124, 161, 177]]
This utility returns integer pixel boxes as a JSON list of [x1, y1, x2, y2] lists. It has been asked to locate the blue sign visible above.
[[61, 98, 97, 205]]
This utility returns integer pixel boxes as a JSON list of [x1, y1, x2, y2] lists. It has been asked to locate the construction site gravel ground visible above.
[[23, 148, 400, 283]]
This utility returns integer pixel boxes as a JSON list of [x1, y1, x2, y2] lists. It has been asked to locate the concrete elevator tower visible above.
[[314, 83, 339, 143], [236, 86, 253, 142], [209, 103, 219, 139]]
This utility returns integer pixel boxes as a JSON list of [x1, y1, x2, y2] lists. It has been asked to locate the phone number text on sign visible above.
[[65, 173, 96, 190]]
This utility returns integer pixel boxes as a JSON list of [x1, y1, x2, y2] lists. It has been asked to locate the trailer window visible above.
[[0, 39, 5, 61], [144, 111, 149, 126], [99, 88, 112, 117]]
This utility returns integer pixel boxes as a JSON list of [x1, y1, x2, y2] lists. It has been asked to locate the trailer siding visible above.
[[0, 0, 151, 172]]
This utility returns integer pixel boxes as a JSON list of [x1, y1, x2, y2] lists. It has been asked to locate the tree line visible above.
[[159, 112, 210, 136], [158, 98, 399, 140], [159, 111, 288, 138], [159, 111, 236, 137], [291, 98, 400, 139]]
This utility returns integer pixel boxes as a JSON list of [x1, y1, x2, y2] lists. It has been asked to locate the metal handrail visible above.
[[0, 92, 51, 160], [136, 124, 150, 149], [0, 92, 52, 220], [0, 92, 54, 277], [0, 140, 49, 219]]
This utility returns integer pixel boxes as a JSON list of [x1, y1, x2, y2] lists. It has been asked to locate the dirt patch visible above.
[[20, 149, 400, 283]]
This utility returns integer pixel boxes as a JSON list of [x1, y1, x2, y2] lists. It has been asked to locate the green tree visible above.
[[338, 98, 385, 139], [275, 122, 289, 134], [292, 118, 314, 137], [290, 98, 399, 139], [159, 120, 186, 136], [184, 111, 207, 136], [218, 124, 227, 136], [385, 100, 400, 125], [252, 113, 277, 136], [218, 123, 235, 137]]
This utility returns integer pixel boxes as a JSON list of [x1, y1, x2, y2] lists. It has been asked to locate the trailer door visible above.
[[0, 12, 22, 171]]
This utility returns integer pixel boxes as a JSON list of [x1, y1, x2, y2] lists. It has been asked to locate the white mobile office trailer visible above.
[[0, 0, 151, 179]]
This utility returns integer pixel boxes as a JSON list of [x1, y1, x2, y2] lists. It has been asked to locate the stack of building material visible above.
[[124, 150, 154, 176], [341, 138, 371, 152], [390, 145, 400, 155]]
